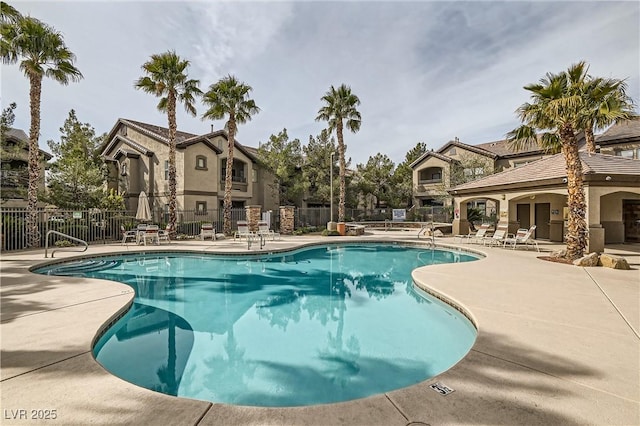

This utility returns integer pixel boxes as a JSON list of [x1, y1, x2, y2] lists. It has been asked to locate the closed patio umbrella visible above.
[[136, 191, 152, 222]]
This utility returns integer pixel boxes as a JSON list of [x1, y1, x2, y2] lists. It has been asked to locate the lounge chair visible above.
[[234, 221, 255, 241], [121, 225, 137, 245], [199, 223, 216, 241], [257, 221, 280, 240], [503, 225, 539, 251], [483, 224, 510, 247], [468, 224, 491, 244], [158, 225, 171, 243]]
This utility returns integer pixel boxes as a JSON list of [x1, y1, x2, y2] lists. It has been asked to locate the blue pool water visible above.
[[36, 244, 478, 407]]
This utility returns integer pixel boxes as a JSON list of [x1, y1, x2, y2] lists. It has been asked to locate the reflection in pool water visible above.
[[38, 244, 478, 406]]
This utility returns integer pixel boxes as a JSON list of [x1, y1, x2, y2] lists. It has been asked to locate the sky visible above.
[[2, 1, 639, 166]]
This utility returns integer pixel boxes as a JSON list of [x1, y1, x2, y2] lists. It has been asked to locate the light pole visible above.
[[330, 151, 335, 223]]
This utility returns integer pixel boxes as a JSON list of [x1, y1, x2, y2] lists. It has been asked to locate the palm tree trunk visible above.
[[336, 122, 346, 223], [167, 92, 178, 238], [584, 126, 597, 154], [223, 116, 236, 236], [26, 73, 42, 248], [560, 124, 588, 259]]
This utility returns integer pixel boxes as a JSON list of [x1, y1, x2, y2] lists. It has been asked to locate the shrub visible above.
[[54, 240, 74, 247], [293, 226, 320, 235]]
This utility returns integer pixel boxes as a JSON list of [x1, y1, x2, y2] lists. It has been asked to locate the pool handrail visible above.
[[45, 230, 88, 258]]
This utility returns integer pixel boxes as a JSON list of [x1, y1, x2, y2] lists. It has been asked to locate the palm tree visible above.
[[1, 16, 82, 247], [316, 84, 361, 223], [507, 63, 598, 259], [135, 51, 201, 237], [0, 1, 22, 24], [201, 75, 260, 236], [580, 75, 636, 153]]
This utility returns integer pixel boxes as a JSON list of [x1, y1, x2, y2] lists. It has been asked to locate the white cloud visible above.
[[1, 1, 637, 167]]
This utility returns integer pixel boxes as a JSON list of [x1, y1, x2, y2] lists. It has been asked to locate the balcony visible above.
[[220, 174, 248, 192], [1, 169, 28, 188], [1, 149, 28, 163], [417, 178, 443, 185]]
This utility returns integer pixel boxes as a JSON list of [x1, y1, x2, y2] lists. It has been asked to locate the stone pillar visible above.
[[245, 205, 262, 233], [280, 206, 295, 235]]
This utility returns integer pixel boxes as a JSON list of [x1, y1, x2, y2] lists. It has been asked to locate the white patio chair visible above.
[[482, 224, 510, 247], [158, 225, 171, 244], [121, 225, 137, 245], [199, 223, 216, 241], [234, 220, 255, 241], [468, 224, 491, 244], [504, 225, 539, 251], [257, 221, 280, 240]]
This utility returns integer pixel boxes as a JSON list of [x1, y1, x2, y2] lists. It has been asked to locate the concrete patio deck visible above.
[[1, 232, 638, 425]]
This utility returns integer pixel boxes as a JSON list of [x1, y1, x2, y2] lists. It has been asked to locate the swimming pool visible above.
[[36, 243, 478, 407]]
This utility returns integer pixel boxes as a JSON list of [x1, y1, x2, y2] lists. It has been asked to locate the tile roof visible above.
[[6, 128, 29, 141], [122, 119, 198, 143], [5, 128, 53, 159], [474, 138, 545, 157], [119, 119, 257, 162], [596, 118, 640, 144], [451, 152, 640, 192], [436, 140, 498, 158], [409, 150, 455, 168]]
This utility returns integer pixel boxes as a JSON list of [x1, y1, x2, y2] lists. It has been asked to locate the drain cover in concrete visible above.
[[429, 382, 454, 395]]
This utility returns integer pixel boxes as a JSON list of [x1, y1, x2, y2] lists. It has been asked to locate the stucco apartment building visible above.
[[0, 128, 51, 207], [411, 137, 550, 209], [100, 119, 278, 217], [411, 119, 640, 251]]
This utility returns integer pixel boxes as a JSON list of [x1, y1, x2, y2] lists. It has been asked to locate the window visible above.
[[196, 155, 207, 170], [120, 162, 127, 176], [195, 201, 207, 215], [219, 200, 245, 209], [221, 159, 247, 183], [119, 126, 127, 136], [164, 160, 169, 180], [463, 167, 485, 179], [449, 148, 457, 155], [616, 149, 635, 159], [419, 168, 442, 183]]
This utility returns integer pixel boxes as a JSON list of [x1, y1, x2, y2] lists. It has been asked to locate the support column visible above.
[[452, 198, 466, 235], [585, 187, 604, 253], [245, 205, 262, 233], [279, 206, 295, 235], [588, 225, 605, 253]]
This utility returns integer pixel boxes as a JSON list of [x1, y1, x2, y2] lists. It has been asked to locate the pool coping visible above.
[[1, 235, 638, 425]]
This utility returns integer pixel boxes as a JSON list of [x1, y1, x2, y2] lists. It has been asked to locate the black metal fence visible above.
[[0, 207, 250, 251], [0, 206, 451, 251]]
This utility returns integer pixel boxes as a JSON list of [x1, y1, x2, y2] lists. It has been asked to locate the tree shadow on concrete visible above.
[[0, 261, 108, 323], [389, 329, 632, 426]]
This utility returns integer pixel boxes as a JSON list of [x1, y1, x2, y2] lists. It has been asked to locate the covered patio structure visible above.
[[450, 152, 640, 253]]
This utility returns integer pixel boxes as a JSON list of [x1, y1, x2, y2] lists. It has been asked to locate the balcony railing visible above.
[[417, 179, 442, 185], [220, 175, 247, 183], [1, 170, 28, 188]]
